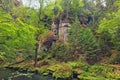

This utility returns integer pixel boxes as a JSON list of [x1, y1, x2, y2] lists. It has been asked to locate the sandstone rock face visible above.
[[51, 18, 71, 42]]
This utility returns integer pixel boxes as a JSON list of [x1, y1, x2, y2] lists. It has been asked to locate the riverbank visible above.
[[0, 67, 56, 80], [1, 57, 120, 80]]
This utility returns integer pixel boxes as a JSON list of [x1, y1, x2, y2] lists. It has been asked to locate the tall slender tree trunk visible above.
[[34, 0, 43, 67], [34, 35, 38, 67], [66, 7, 69, 19], [92, 14, 95, 28], [34, 39, 41, 67]]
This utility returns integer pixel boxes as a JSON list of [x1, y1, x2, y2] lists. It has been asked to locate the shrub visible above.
[[48, 63, 72, 78], [78, 64, 117, 80], [49, 43, 70, 59]]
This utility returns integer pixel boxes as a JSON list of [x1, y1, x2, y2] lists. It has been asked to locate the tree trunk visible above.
[[34, 0, 43, 67], [34, 38, 39, 67], [92, 14, 95, 28]]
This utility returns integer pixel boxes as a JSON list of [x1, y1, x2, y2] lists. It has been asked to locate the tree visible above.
[[69, 0, 84, 17], [0, 0, 22, 12], [81, 0, 106, 29], [68, 16, 100, 64], [11, 6, 38, 26], [0, 10, 37, 61], [97, 0, 120, 51], [61, 0, 72, 19], [34, 0, 47, 67]]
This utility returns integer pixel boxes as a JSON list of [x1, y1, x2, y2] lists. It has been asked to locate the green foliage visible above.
[[114, 0, 120, 9], [77, 28, 99, 54], [44, 2, 54, 18], [78, 72, 107, 80], [11, 6, 38, 26], [67, 61, 88, 69], [0, 11, 37, 60], [48, 63, 72, 78], [36, 62, 73, 78], [0, 52, 7, 61], [54, 0, 63, 17], [78, 64, 117, 80], [71, 0, 84, 13], [0, 0, 15, 11], [97, 4, 120, 51], [67, 61, 88, 75], [69, 17, 100, 63], [36, 65, 50, 76], [67, 61, 81, 69], [49, 43, 70, 59], [35, 61, 119, 79]]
